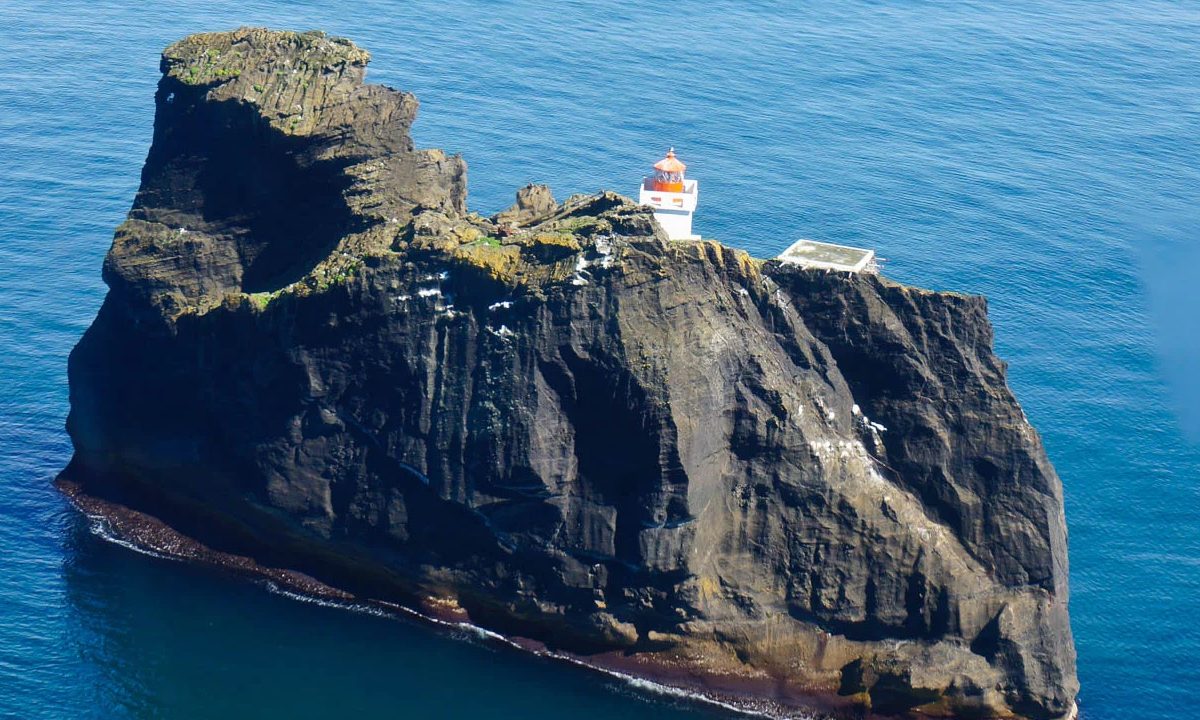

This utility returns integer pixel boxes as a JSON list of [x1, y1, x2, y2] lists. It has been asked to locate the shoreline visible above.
[[55, 478, 1078, 720], [55, 478, 821, 720]]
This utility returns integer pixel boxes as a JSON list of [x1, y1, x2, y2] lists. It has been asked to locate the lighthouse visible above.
[[638, 148, 700, 241]]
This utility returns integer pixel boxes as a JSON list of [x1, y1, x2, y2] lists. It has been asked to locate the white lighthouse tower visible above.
[[638, 148, 699, 240]]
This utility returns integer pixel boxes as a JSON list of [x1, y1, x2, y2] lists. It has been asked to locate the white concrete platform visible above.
[[777, 239, 877, 273]]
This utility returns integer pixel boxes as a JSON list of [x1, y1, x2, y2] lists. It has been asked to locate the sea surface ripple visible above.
[[1, 2, 1197, 718]]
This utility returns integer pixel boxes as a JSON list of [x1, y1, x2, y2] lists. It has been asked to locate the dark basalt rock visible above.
[[60, 28, 1078, 719]]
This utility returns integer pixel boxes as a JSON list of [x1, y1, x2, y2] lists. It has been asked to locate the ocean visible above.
[[1, 1, 1198, 717]]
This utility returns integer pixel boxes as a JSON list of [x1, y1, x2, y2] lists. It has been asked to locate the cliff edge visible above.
[[60, 28, 1078, 719]]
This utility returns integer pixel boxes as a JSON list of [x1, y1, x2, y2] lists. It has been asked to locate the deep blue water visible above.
[[2, 1, 1198, 718]]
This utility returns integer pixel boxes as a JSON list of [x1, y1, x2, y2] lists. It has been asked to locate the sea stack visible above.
[[59, 28, 1078, 719]]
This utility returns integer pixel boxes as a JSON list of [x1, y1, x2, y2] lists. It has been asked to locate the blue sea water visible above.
[[1, 1, 1198, 717]]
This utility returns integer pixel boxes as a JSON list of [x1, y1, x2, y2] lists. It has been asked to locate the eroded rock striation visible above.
[[60, 28, 1078, 719]]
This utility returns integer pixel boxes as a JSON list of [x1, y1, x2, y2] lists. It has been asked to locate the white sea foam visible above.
[[370, 600, 524, 649], [451, 621, 511, 644], [85, 514, 171, 561], [259, 580, 393, 618], [262, 581, 793, 718], [543, 651, 807, 719]]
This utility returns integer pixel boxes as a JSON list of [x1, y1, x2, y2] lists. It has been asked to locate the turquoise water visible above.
[[2, 1, 1198, 717]]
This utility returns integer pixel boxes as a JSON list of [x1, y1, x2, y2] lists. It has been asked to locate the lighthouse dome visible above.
[[650, 148, 687, 192], [653, 148, 687, 174]]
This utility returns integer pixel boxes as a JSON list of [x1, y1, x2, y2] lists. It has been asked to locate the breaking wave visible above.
[[85, 513, 171, 561]]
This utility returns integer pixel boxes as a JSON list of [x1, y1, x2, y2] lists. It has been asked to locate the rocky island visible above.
[[58, 28, 1078, 719]]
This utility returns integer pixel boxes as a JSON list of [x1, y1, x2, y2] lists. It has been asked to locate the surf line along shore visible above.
[[60, 478, 846, 719]]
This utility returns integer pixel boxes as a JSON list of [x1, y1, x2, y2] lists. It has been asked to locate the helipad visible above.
[[777, 239, 877, 273]]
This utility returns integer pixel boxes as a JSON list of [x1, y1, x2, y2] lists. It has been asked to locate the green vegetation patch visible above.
[[246, 291, 279, 310], [164, 28, 370, 88], [451, 243, 523, 282], [171, 45, 245, 85], [556, 216, 607, 234]]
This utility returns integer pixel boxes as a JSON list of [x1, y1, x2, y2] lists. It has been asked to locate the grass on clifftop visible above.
[[164, 28, 368, 87]]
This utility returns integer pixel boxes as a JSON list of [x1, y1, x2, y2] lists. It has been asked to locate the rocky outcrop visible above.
[[493, 183, 559, 228], [60, 28, 1078, 719]]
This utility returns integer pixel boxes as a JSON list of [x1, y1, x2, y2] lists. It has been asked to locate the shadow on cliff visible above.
[[130, 77, 364, 293]]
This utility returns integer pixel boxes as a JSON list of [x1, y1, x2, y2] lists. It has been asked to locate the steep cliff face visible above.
[[61, 28, 1077, 719]]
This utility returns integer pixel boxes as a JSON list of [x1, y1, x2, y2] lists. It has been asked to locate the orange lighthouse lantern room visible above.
[[650, 148, 687, 192]]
